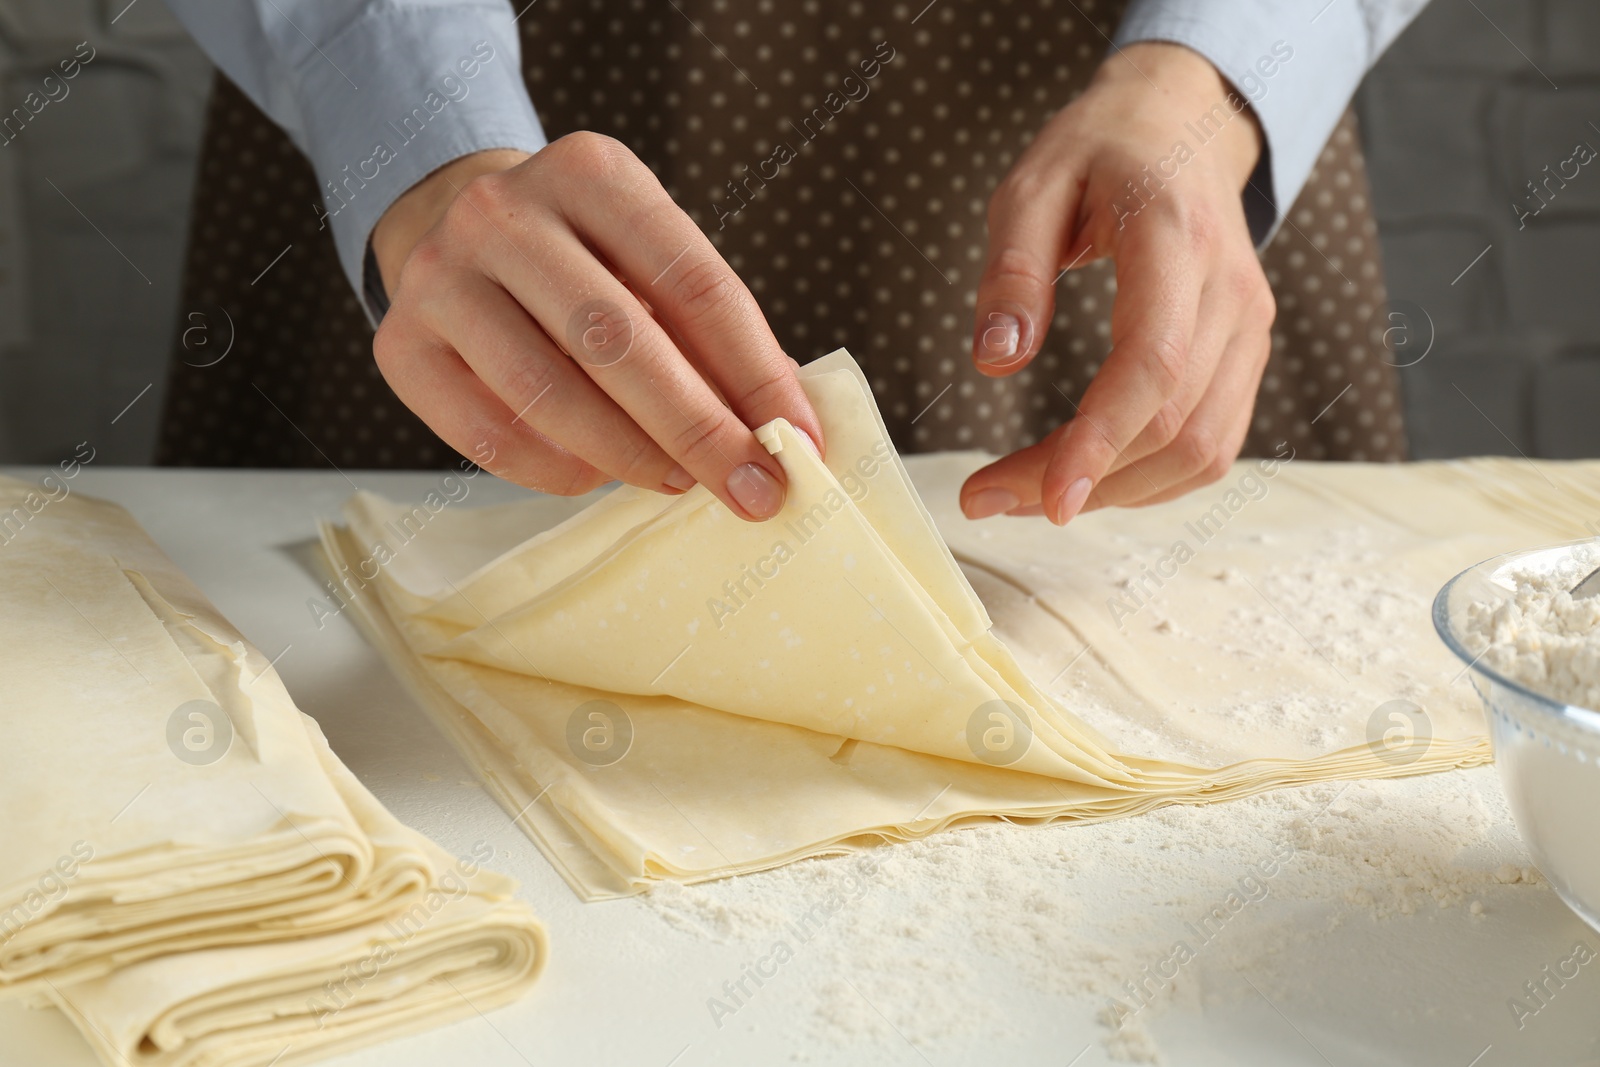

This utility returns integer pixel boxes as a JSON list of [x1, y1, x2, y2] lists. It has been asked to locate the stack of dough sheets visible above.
[[0, 479, 546, 1066], [322, 350, 1600, 900]]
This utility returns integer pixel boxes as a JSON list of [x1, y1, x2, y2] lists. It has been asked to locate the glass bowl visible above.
[[1434, 540, 1600, 935]]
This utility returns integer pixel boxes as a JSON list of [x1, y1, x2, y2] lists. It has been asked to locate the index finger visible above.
[[560, 142, 825, 456], [1040, 220, 1203, 524], [505, 232, 794, 522], [445, 149, 794, 521]]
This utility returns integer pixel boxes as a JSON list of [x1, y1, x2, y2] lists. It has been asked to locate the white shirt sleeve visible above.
[[1114, 0, 1431, 246], [164, 0, 548, 321]]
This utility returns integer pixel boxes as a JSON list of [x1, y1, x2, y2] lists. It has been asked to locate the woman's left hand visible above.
[[959, 42, 1275, 525]]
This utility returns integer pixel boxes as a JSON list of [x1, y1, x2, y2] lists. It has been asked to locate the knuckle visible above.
[[1144, 333, 1188, 394], [735, 369, 793, 414], [670, 404, 734, 468], [500, 356, 556, 414], [546, 462, 609, 497], [613, 434, 665, 486], [371, 317, 402, 375], [1172, 424, 1225, 482], [565, 298, 636, 367], [982, 245, 1053, 292], [1249, 284, 1278, 331], [467, 422, 516, 472], [667, 256, 743, 328], [400, 233, 449, 281], [371, 310, 420, 379], [456, 171, 511, 220], [1168, 201, 1221, 251], [549, 130, 633, 179], [989, 171, 1046, 222], [474, 423, 606, 497], [1230, 266, 1271, 312], [1144, 399, 1185, 449]]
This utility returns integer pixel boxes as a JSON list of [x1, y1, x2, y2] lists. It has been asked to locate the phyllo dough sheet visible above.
[[0, 479, 546, 1066], [322, 350, 1600, 899]]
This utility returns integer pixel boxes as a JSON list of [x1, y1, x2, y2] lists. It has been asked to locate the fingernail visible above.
[[727, 463, 784, 519], [977, 312, 1021, 366], [663, 465, 696, 492], [1053, 477, 1093, 525], [797, 427, 822, 457], [963, 487, 1020, 519]]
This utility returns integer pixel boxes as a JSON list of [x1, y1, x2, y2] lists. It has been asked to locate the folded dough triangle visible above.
[[421, 353, 1178, 785], [325, 350, 1597, 898]]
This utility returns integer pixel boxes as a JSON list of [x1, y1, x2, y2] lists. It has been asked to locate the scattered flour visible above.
[[625, 524, 1600, 1063], [637, 771, 1545, 1063], [1463, 562, 1600, 711], [632, 525, 1562, 1063]]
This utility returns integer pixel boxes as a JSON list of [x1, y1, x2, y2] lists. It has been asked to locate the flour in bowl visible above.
[[1463, 563, 1600, 711]]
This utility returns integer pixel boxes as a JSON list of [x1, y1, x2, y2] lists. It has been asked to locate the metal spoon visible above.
[[1573, 565, 1600, 600]]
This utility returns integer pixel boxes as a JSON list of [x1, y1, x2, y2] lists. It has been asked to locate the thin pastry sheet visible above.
[[322, 350, 1599, 900], [0, 479, 546, 1066]]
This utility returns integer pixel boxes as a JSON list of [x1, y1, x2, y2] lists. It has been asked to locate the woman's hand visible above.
[[369, 134, 823, 521], [960, 43, 1274, 524]]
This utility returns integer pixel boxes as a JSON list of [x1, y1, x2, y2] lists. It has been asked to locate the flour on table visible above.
[[1463, 560, 1600, 711], [635, 524, 1537, 1063], [638, 770, 1544, 1063]]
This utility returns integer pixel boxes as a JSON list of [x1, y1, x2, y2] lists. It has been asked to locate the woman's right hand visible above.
[[369, 133, 823, 521]]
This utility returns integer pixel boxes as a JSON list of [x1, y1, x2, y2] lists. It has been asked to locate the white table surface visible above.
[[3, 466, 1598, 1067]]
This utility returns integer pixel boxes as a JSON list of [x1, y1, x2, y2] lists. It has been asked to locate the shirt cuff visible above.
[[295, 6, 547, 323], [1113, 1, 1369, 248]]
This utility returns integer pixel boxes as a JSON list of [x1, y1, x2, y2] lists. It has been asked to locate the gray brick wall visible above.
[[1358, 0, 1600, 459], [0, 1, 1593, 465]]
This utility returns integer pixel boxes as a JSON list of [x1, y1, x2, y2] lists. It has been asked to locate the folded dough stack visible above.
[[0, 479, 545, 1065], [322, 350, 1600, 900]]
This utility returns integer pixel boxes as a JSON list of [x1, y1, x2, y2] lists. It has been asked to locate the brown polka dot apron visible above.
[[156, 0, 1406, 470]]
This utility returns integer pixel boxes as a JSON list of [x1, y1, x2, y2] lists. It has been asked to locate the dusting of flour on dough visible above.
[[1463, 560, 1600, 711], [1037, 525, 1436, 765]]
